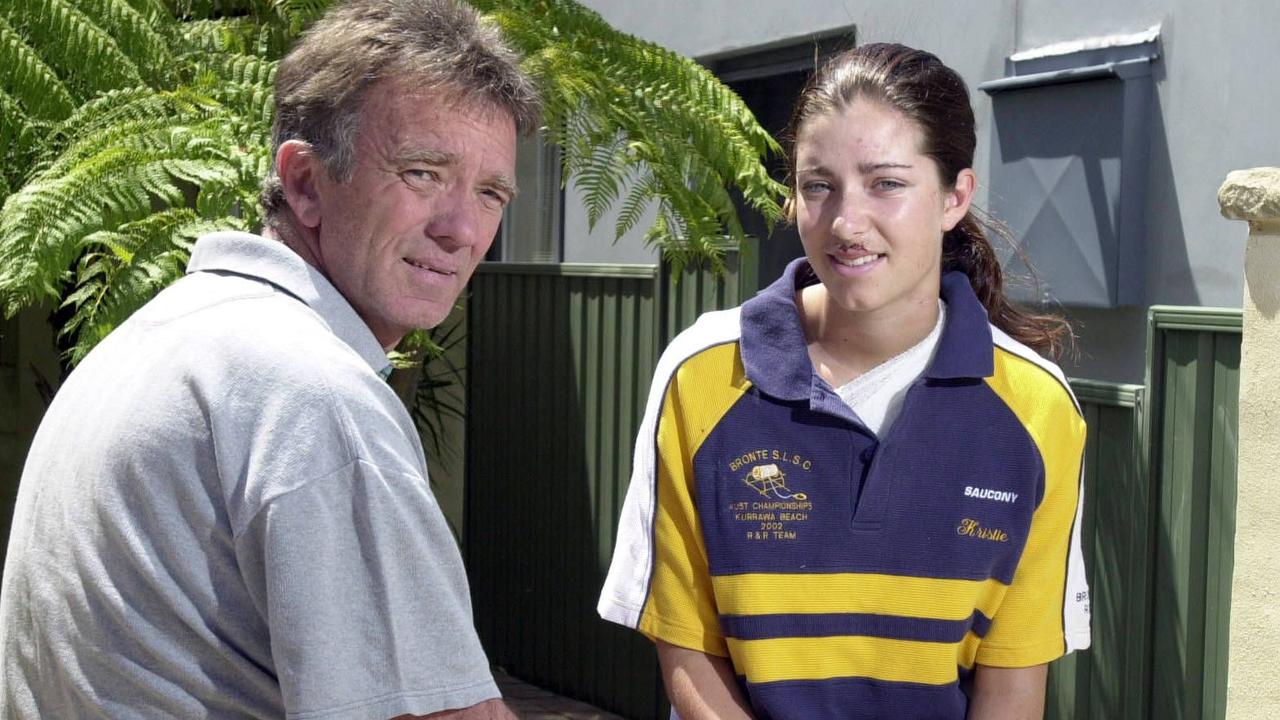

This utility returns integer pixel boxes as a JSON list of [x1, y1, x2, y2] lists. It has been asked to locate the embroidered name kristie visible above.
[[963, 485, 1019, 503], [956, 518, 1009, 542]]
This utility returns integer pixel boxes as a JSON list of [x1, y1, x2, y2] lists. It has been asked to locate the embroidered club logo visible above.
[[743, 463, 808, 500]]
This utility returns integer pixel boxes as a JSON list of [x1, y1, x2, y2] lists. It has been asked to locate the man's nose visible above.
[[425, 189, 485, 250]]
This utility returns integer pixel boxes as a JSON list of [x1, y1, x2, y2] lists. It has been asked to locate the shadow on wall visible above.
[[1143, 56, 1199, 308], [985, 50, 1198, 384]]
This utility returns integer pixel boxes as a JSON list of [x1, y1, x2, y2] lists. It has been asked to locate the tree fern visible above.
[[61, 209, 230, 362], [1, 0, 145, 100], [614, 168, 655, 241], [0, 16, 77, 121], [71, 0, 177, 87], [0, 0, 784, 367], [474, 0, 786, 273], [0, 123, 242, 315]]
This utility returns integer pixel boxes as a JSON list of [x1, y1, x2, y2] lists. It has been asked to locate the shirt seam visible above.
[[232, 457, 425, 542], [287, 676, 496, 719]]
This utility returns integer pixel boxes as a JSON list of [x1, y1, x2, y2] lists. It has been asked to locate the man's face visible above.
[[309, 80, 517, 348]]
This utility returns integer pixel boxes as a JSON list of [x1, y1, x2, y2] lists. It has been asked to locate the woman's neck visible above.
[[799, 284, 941, 388]]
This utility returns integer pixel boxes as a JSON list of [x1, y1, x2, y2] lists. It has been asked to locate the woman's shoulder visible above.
[[987, 323, 1082, 419], [661, 306, 744, 363]]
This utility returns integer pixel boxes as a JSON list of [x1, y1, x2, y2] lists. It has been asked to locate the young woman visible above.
[[598, 44, 1090, 720]]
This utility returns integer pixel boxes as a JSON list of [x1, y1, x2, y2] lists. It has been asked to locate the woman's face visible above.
[[793, 99, 973, 321]]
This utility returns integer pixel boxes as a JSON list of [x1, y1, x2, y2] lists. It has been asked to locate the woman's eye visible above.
[[801, 181, 831, 194], [874, 179, 905, 191]]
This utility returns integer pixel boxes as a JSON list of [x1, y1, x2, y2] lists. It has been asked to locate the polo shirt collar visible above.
[[739, 258, 995, 403], [186, 231, 393, 377]]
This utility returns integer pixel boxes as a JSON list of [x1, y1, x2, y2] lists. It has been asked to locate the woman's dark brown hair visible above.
[[783, 42, 1074, 359]]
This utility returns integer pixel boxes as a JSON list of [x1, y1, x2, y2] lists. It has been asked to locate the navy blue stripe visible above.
[[720, 609, 993, 643], [742, 674, 968, 720]]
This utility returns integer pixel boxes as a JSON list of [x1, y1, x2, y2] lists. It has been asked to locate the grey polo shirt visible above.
[[0, 232, 498, 719]]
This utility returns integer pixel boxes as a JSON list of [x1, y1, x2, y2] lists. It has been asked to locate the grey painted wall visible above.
[[570, 0, 1280, 383]]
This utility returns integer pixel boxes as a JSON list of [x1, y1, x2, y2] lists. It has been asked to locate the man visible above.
[[0, 1, 538, 717]]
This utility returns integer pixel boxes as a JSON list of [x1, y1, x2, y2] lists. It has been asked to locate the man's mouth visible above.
[[405, 258, 456, 276]]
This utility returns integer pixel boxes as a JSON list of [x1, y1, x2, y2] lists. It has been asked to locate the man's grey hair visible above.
[[259, 0, 541, 227]]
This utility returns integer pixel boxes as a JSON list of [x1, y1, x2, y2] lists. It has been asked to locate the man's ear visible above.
[[276, 140, 324, 229], [942, 168, 977, 232]]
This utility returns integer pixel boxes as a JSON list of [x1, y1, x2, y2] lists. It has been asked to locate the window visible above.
[[490, 132, 562, 263]]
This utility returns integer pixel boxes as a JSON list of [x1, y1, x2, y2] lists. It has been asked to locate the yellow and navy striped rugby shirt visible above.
[[599, 259, 1091, 719]]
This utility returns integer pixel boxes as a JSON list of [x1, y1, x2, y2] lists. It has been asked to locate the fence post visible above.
[[1218, 167, 1280, 718]]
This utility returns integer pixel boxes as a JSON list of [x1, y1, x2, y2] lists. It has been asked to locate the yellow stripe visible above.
[[727, 632, 983, 685], [712, 573, 1009, 621], [639, 342, 751, 655], [980, 347, 1086, 662]]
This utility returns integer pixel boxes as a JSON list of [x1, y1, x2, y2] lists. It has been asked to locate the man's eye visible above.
[[800, 181, 831, 194], [404, 169, 438, 184], [481, 189, 509, 210]]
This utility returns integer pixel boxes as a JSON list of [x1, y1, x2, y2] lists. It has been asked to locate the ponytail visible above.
[[942, 211, 1075, 361]]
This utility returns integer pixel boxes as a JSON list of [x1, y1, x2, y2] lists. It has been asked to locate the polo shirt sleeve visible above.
[[976, 386, 1091, 667], [599, 349, 729, 658], [235, 459, 499, 719]]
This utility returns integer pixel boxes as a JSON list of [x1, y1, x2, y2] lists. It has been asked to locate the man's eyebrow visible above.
[[398, 148, 457, 165], [396, 147, 518, 197], [489, 174, 518, 199]]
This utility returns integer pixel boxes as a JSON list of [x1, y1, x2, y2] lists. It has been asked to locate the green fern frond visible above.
[[39, 87, 223, 172], [72, 0, 177, 87], [576, 131, 628, 227], [2, 0, 145, 101], [0, 16, 77, 121], [62, 209, 230, 361], [0, 90, 28, 157], [614, 167, 655, 241], [169, 0, 262, 21], [39, 105, 224, 182], [0, 134, 240, 315], [196, 51, 277, 88], [119, 0, 171, 24], [189, 52, 277, 127], [173, 0, 316, 50], [477, 0, 785, 267], [264, 0, 329, 36]]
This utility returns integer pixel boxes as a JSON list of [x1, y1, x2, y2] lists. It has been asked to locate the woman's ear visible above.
[[276, 140, 324, 229], [942, 168, 977, 232]]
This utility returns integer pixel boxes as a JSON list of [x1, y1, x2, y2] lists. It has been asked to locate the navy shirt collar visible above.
[[739, 258, 995, 404]]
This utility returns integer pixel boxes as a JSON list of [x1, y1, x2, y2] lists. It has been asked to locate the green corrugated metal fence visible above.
[[464, 253, 747, 718], [1145, 307, 1240, 720], [465, 262, 665, 716], [1048, 380, 1148, 719], [465, 262, 1242, 720]]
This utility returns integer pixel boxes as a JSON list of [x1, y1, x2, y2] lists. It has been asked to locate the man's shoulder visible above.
[[127, 270, 367, 382]]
